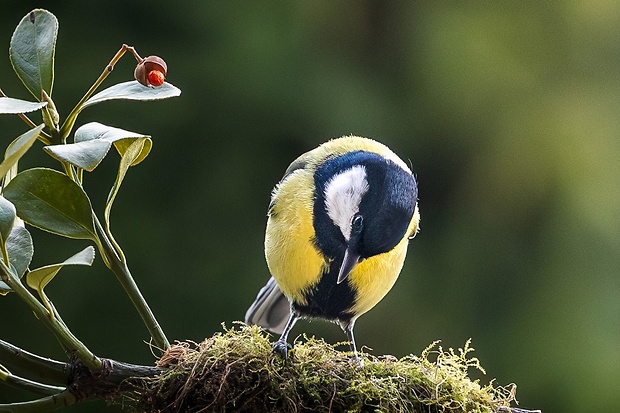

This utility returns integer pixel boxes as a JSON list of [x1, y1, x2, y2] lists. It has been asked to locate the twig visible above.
[[0, 390, 77, 413], [59, 44, 143, 141], [93, 214, 170, 350], [0, 370, 65, 397], [0, 339, 68, 386], [0, 260, 101, 371]]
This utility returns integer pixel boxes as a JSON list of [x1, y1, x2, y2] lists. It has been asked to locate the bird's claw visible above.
[[351, 354, 364, 367], [272, 340, 292, 359]]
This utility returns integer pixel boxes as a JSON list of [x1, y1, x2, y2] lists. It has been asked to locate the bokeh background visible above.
[[1, 2, 619, 412]]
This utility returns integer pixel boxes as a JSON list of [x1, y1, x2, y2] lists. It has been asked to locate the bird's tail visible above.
[[244, 277, 290, 334]]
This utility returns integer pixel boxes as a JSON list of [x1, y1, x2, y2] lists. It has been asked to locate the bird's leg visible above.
[[342, 319, 363, 366], [272, 308, 299, 359]]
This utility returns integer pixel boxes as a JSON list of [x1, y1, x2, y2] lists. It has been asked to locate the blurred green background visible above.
[[1, 1, 619, 412]]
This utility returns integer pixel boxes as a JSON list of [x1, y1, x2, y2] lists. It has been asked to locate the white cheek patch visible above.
[[324, 165, 369, 241]]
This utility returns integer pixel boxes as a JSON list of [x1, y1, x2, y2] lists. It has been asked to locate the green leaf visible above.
[[0, 124, 45, 182], [74, 122, 149, 143], [103, 138, 149, 260], [0, 97, 47, 114], [0, 130, 28, 188], [9, 9, 58, 100], [27, 246, 95, 291], [112, 137, 152, 166], [106, 138, 146, 213], [82, 81, 181, 110], [0, 225, 34, 295], [0, 196, 16, 246], [26, 246, 95, 315], [44, 122, 152, 171], [3, 168, 96, 240], [76, 123, 153, 166], [6, 226, 33, 278], [43, 139, 112, 172]]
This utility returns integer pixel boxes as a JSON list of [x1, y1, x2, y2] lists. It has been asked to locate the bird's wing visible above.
[[244, 276, 290, 334]]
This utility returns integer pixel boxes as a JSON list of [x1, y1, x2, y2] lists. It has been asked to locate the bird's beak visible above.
[[337, 247, 361, 284]]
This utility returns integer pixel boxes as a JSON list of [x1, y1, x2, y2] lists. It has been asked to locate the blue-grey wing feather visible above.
[[245, 277, 290, 335]]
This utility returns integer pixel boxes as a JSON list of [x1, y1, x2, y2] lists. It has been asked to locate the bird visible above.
[[245, 135, 420, 362]]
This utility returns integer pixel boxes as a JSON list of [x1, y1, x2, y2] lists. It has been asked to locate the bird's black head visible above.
[[313, 150, 418, 270]]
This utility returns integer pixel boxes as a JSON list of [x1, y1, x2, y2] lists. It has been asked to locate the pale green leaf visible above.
[[59, 122, 152, 169], [0, 97, 47, 114], [103, 138, 148, 261], [0, 226, 34, 295], [26, 246, 95, 314], [107, 138, 145, 211], [82, 81, 181, 110], [113, 137, 152, 166], [9, 9, 58, 100], [26, 246, 95, 291], [0, 124, 45, 181], [43, 139, 112, 172], [0, 196, 16, 246], [6, 226, 33, 277], [74, 122, 148, 143], [3, 168, 96, 240]]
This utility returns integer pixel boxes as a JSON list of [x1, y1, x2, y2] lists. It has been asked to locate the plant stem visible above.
[[0, 245, 10, 274], [60, 161, 75, 182], [93, 214, 170, 350], [0, 261, 101, 371], [59, 44, 143, 141], [0, 339, 68, 386], [0, 391, 77, 413], [0, 372, 65, 397]]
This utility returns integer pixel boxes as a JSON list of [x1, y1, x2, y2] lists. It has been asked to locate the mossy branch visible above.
[[132, 325, 535, 413], [0, 325, 540, 413]]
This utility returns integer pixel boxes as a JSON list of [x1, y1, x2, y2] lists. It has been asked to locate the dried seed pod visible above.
[[134, 55, 167, 87]]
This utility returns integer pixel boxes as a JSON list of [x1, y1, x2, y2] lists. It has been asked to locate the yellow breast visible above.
[[264, 168, 326, 304], [348, 205, 419, 316]]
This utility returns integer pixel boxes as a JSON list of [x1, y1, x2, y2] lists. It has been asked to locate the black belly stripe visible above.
[[292, 257, 356, 322]]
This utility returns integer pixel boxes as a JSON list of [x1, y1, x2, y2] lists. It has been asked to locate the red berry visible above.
[[147, 70, 165, 87]]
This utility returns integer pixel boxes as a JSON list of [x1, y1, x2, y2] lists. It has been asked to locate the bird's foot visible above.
[[351, 353, 364, 367], [272, 339, 292, 359]]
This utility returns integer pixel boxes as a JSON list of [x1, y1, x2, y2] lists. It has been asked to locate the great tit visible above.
[[245, 136, 419, 361]]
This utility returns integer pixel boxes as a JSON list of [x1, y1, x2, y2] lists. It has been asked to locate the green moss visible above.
[[135, 324, 517, 413]]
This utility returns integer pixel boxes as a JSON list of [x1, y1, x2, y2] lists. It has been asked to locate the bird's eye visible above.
[[351, 214, 363, 233]]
